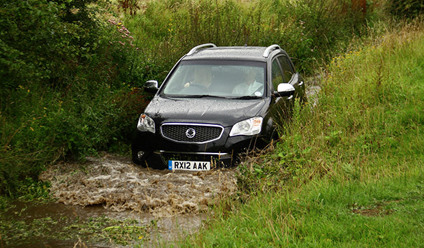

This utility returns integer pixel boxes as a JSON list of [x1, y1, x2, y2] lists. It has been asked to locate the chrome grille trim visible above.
[[155, 150, 229, 156], [160, 123, 224, 144], [154, 150, 232, 160]]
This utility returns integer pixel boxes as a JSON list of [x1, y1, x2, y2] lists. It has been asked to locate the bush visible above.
[[389, 0, 424, 19], [0, 0, 102, 91], [0, 0, 148, 196]]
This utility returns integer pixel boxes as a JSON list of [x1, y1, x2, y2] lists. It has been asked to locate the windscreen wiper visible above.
[[161, 94, 222, 98], [232, 96, 262, 99], [184, 95, 230, 99]]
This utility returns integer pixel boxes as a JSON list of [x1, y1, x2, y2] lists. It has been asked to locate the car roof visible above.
[[182, 45, 281, 62]]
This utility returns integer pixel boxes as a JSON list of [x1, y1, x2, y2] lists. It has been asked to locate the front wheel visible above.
[[131, 148, 167, 170]]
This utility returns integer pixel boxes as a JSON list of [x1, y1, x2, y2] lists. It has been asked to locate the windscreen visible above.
[[161, 60, 266, 98]]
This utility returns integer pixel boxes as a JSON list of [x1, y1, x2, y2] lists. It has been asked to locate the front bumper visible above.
[[132, 127, 262, 166]]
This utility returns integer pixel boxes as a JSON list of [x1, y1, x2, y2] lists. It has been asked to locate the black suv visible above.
[[132, 44, 306, 170]]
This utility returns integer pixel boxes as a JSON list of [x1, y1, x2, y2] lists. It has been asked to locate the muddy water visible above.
[[7, 154, 236, 247], [40, 154, 237, 215], [4, 200, 207, 247]]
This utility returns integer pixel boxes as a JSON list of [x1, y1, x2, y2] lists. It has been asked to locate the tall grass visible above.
[[178, 21, 424, 247], [121, 0, 386, 78]]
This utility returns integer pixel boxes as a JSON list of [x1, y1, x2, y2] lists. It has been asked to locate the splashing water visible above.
[[40, 154, 237, 217]]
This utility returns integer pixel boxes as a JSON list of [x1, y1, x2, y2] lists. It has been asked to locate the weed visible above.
[[0, 211, 152, 247]]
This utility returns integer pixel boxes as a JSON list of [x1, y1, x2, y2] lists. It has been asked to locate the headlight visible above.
[[137, 114, 155, 133], [229, 117, 263, 136]]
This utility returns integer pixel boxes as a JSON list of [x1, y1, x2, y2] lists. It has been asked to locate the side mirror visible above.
[[144, 80, 159, 94], [275, 83, 295, 97]]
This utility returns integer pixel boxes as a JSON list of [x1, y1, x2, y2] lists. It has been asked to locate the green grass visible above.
[[182, 170, 424, 247], [177, 21, 424, 247]]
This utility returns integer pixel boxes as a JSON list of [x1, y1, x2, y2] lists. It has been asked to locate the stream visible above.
[[2, 155, 237, 247]]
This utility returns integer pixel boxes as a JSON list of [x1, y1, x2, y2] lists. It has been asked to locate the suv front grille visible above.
[[161, 123, 224, 144]]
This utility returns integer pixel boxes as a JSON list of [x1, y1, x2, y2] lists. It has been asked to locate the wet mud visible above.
[[3, 154, 238, 247]]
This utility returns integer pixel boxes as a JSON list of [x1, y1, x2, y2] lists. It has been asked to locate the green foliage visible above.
[[0, 0, 100, 90], [0, 0, 148, 196], [389, 0, 424, 19], [16, 178, 51, 201]]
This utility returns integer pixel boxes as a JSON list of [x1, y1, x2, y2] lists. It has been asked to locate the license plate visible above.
[[168, 160, 211, 171]]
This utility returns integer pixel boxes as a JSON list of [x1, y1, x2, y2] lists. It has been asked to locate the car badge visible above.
[[185, 128, 196, 139]]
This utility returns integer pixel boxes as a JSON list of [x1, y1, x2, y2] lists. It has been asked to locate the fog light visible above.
[[137, 151, 145, 159]]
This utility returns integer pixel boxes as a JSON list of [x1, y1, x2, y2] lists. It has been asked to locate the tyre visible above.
[[131, 147, 167, 170]]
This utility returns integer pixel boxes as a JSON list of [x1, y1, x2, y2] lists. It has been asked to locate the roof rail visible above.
[[263, 44, 281, 58], [186, 43, 217, 56]]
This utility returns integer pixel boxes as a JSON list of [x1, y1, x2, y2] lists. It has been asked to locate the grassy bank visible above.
[[179, 21, 424, 247]]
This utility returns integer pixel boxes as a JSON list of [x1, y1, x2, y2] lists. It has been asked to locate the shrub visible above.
[[0, 0, 148, 196], [389, 0, 424, 19]]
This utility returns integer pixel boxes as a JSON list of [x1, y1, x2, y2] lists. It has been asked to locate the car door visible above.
[[278, 54, 305, 103], [268, 55, 295, 128]]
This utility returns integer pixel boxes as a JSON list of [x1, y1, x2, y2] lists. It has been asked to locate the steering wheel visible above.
[[252, 85, 264, 96]]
